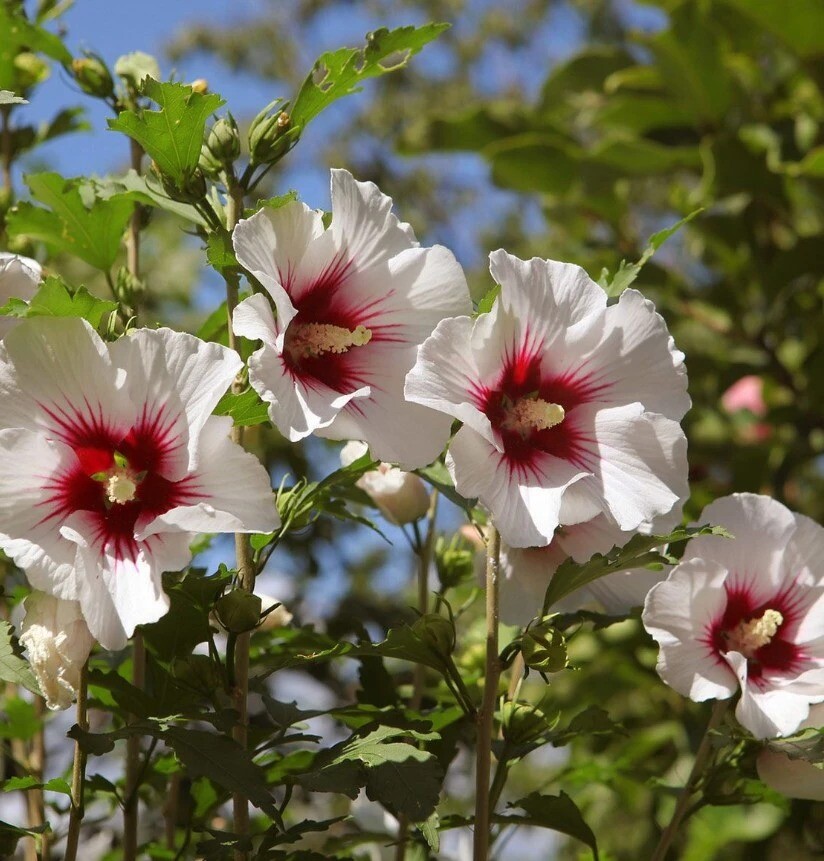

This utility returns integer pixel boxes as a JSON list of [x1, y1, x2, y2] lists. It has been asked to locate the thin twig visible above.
[[650, 700, 729, 861], [473, 524, 501, 861], [64, 664, 89, 861]]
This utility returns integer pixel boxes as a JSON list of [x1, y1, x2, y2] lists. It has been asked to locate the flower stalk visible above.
[[64, 663, 89, 861], [474, 523, 501, 861], [650, 699, 728, 861]]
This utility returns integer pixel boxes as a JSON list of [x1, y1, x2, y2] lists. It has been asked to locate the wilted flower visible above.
[[232, 169, 471, 468], [0, 318, 278, 649], [340, 440, 430, 525], [19, 591, 94, 710], [643, 493, 824, 739], [405, 250, 689, 547], [757, 704, 824, 800], [0, 252, 41, 338]]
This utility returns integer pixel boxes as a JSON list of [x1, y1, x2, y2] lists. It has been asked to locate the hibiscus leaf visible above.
[[7, 173, 134, 271], [291, 24, 449, 132], [542, 524, 730, 614], [108, 78, 224, 186], [206, 228, 238, 273], [600, 208, 703, 297], [500, 792, 599, 860], [0, 621, 39, 696], [0, 275, 117, 327], [415, 460, 477, 514], [162, 727, 280, 819], [0, 4, 71, 91], [214, 387, 270, 426], [96, 170, 207, 227]]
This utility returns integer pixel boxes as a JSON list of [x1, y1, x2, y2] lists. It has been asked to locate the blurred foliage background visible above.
[[3, 0, 824, 858]]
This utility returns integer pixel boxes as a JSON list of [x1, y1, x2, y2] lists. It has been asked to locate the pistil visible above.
[[502, 397, 565, 436]]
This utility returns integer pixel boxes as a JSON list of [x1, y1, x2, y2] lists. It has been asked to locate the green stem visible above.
[[473, 524, 501, 861], [650, 700, 728, 861], [64, 664, 89, 861]]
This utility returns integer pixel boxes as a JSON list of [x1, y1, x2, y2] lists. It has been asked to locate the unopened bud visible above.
[[412, 613, 455, 656], [173, 654, 222, 693], [204, 114, 240, 167], [521, 620, 568, 673], [14, 52, 49, 92], [249, 98, 294, 165], [435, 535, 475, 591], [71, 53, 114, 99], [214, 591, 262, 634], [190, 78, 209, 94], [502, 700, 557, 746], [157, 165, 207, 203]]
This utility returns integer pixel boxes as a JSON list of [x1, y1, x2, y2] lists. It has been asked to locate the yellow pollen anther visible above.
[[726, 609, 784, 658], [503, 398, 566, 435], [106, 473, 137, 505], [289, 322, 372, 359]]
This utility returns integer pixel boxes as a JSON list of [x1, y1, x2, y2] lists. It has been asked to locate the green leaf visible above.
[[97, 170, 207, 226], [0, 90, 26, 105], [601, 209, 703, 297], [108, 78, 224, 186], [502, 792, 598, 860], [0, 5, 71, 91], [206, 228, 238, 273], [542, 524, 730, 613], [163, 727, 279, 818], [415, 460, 476, 514], [299, 725, 442, 821], [0, 697, 40, 741], [214, 387, 270, 426], [7, 173, 134, 271], [0, 275, 117, 326], [292, 24, 448, 131], [476, 283, 500, 316], [0, 621, 39, 696]]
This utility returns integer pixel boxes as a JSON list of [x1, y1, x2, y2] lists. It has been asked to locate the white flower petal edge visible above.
[[0, 318, 279, 650], [757, 704, 824, 800], [406, 249, 689, 547], [0, 252, 41, 339], [232, 169, 470, 466], [643, 493, 824, 738], [19, 591, 94, 710]]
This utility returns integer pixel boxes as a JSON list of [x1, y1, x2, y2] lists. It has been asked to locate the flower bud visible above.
[[114, 51, 161, 91], [435, 535, 475, 591], [190, 78, 209, 94], [18, 592, 94, 710], [204, 114, 241, 167], [13, 52, 49, 92], [501, 700, 557, 747], [341, 440, 430, 525], [412, 613, 455, 656], [156, 164, 207, 203], [521, 619, 568, 673], [173, 654, 223, 693], [214, 591, 262, 634], [248, 98, 293, 165], [71, 53, 114, 99]]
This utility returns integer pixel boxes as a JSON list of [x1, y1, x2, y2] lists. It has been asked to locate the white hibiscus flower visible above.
[[232, 168, 471, 468], [0, 317, 279, 650], [643, 493, 824, 739], [0, 252, 41, 338], [405, 249, 689, 547]]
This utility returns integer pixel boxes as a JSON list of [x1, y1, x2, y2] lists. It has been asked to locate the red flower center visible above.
[[40, 403, 200, 559], [707, 583, 805, 681]]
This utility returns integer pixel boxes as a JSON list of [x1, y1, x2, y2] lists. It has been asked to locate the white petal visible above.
[[585, 289, 690, 420], [489, 250, 606, 333], [0, 316, 130, 437], [0, 429, 81, 598], [572, 403, 688, 531], [447, 426, 588, 548], [330, 169, 417, 270], [404, 314, 498, 448], [340, 440, 368, 466], [643, 558, 738, 702], [140, 415, 278, 537], [0, 253, 41, 339], [232, 203, 322, 333], [499, 543, 567, 625], [757, 748, 824, 800], [684, 494, 797, 601]]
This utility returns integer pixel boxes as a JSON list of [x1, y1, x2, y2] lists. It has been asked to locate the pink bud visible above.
[[721, 375, 766, 416]]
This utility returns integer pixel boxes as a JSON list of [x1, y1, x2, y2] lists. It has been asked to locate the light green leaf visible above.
[[97, 170, 207, 226], [214, 387, 270, 426], [0, 621, 40, 696], [108, 78, 224, 185], [206, 228, 238, 273], [0, 276, 116, 326], [7, 173, 134, 271], [292, 24, 448, 131], [0, 5, 71, 91], [601, 209, 703, 297]]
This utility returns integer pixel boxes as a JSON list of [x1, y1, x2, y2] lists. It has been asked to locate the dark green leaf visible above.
[[502, 792, 598, 859]]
